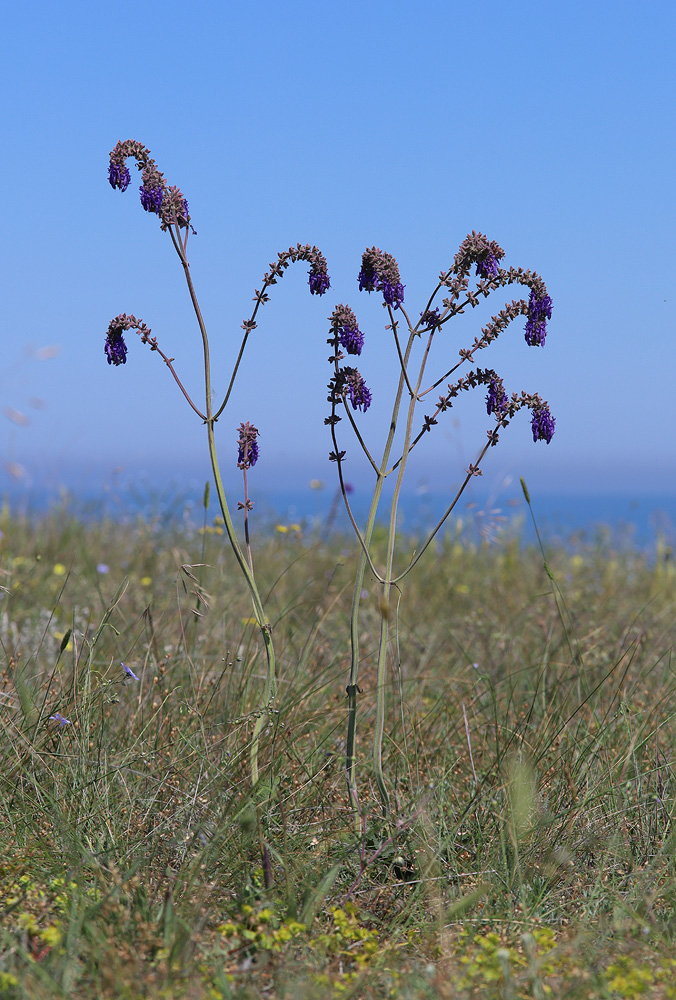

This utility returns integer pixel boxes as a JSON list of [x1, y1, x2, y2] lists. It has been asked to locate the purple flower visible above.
[[531, 405, 556, 444], [346, 371, 372, 412], [358, 263, 377, 293], [486, 379, 508, 416], [309, 266, 330, 296], [97, 563, 110, 574], [104, 328, 128, 366], [453, 232, 505, 275], [524, 290, 553, 347], [420, 308, 441, 330], [358, 247, 405, 308], [49, 712, 71, 726], [108, 162, 131, 192], [381, 279, 405, 309], [339, 322, 364, 356], [122, 662, 140, 681], [331, 305, 364, 356], [237, 421, 260, 469], [140, 184, 164, 214], [476, 253, 499, 279]]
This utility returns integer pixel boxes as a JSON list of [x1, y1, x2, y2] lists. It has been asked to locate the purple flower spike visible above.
[[358, 263, 377, 293], [381, 279, 405, 309], [486, 378, 508, 417], [104, 328, 128, 366], [525, 290, 553, 347], [49, 712, 71, 727], [109, 162, 131, 192], [237, 421, 260, 469], [531, 405, 556, 444], [122, 662, 140, 681], [453, 232, 505, 275], [346, 371, 372, 412], [358, 247, 404, 309], [339, 323, 364, 356], [309, 266, 330, 296], [140, 184, 164, 214]]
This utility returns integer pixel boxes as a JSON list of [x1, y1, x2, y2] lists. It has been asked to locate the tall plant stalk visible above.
[[327, 240, 555, 822], [104, 140, 331, 786]]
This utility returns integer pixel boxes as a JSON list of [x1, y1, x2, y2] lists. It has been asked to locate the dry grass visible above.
[[0, 502, 675, 998]]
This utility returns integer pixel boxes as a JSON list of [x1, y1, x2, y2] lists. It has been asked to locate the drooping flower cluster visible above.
[[256, 244, 330, 304], [105, 326, 128, 366], [108, 140, 192, 232], [358, 247, 405, 308], [345, 369, 372, 412], [531, 405, 556, 443], [330, 304, 364, 356], [237, 421, 260, 469], [524, 290, 553, 347], [108, 163, 130, 192], [453, 231, 505, 278], [327, 366, 372, 415], [103, 313, 153, 366], [485, 377, 509, 417], [140, 185, 164, 214], [309, 266, 331, 296]]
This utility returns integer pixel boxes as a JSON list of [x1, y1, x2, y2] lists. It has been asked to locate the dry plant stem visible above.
[[170, 229, 276, 786]]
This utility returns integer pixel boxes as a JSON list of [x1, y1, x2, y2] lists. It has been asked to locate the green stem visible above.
[[343, 315, 419, 819], [372, 317, 435, 818], [172, 231, 276, 786]]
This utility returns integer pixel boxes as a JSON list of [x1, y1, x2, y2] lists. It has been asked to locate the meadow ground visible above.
[[0, 500, 675, 998]]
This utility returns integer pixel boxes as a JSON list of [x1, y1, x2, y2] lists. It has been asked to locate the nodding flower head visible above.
[[358, 247, 405, 309], [140, 184, 164, 214], [486, 377, 509, 417], [309, 266, 330, 296], [237, 422, 260, 469], [105, 326, 128, 366], [524, 290, 553, 347], [345, 368, 372, 412], [108, 163, 131, 192], [531, 404, 556, 444], [453, 231, 505, 276], [108, 140, 192, 232], [103, 313, 152, 367], [332, 304, 364, 356]]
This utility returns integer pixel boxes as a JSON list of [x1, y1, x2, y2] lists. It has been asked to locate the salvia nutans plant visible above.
[[105, 139, 555, 831]]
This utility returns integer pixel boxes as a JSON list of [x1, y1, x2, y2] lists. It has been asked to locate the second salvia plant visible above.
[[104, 142, 555, 830]]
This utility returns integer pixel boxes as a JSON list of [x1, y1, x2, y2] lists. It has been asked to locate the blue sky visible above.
[[2, 0, 674, 512]]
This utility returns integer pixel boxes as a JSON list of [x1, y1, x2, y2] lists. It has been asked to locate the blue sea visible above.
[[4, 474, 674, 553]]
